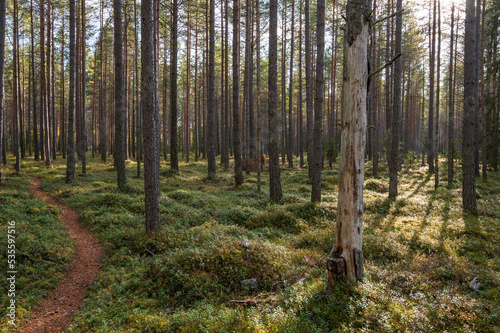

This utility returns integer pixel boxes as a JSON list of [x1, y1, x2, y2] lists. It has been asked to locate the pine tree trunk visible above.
[[328, 0, 370, 286], [389, 0, 402, 199], [170, 0, 179, 172], [142, 0, 161, 232], [305, 0, 313, 178], [45, 0, 52, 167], [287, 0, 295, 168], [268, 0, 282, 202], [207, 0, 216, 176], [233, 0, 243, 186], [66, 0, 76, 182], [223, 0, 230, 168], [311, 0, 325, 203], [428, 0, 436, 174], [447, 4, 454, 187], [114, 0, 127, 187], [462, 0, 477, 212], [298, 0, 304, 168], [13, 0, 21, 172], [434, 2, 441, 189]]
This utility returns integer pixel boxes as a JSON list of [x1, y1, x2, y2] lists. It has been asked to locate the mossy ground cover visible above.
[[3, 154, 500, 332]]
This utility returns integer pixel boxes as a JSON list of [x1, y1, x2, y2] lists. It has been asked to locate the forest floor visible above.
[[19, 177, 103, 333], [0, 154, 499, 332]]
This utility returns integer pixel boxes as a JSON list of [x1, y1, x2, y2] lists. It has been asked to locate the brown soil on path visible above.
[[21, 177, 103, 333]]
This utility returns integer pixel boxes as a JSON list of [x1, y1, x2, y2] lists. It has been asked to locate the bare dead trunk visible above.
[[328, 0, 370, 286]]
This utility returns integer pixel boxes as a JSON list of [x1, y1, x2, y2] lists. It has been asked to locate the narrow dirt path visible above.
[[21, 177, 103, 333]]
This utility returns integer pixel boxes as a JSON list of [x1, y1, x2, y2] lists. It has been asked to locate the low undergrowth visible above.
[[0, 165, 73, 332], [3, 154, 500, 332]]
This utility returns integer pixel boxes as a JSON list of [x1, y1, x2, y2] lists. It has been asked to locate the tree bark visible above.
[[287, 0, 295, 168], [142, 0, 161, 232], [170, 0, 179, 172], [447, 4, 454, 187], [269, 0, 283, 202], [328, 0, 370, 286], [13, 0, 21, 172], [311, 0, 325, 203], [434, 2, 441, 189], [66, 0, 76, 182], [389, 0, 402, 199], [428, 0, 436, 174], [207, 0, 216, 176], [233, 0, 243, 186], [114, 0, 127, 187], [462, 0, 477, 212], [305, 0, 313, 178]]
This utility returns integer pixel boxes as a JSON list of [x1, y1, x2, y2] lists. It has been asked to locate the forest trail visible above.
[[21, 177, 103, 333]]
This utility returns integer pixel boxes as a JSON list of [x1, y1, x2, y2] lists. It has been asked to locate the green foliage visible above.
[[0, 168, 73, 331], [7, 156, 499, 332]]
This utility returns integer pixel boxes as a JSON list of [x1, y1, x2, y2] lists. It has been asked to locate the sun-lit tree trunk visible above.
[[269, 0, 283, 202], [311, 0, 325, 203], [462, 0, 476, 212], [66, 0, 76, 182], [434, 1, 441, 189], [428, 0, 436, 174], [305, 0, 312, 178], [142, 0, 161, 232], [327, 0, 371, 286], [389, 0, 402, 199], [233, 0, 243, 186]]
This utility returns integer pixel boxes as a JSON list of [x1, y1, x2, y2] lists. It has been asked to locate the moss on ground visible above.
[[2, 154, 499, 332]]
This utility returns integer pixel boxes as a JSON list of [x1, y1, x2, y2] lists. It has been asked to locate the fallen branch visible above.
[[144, 248, 156, 257]]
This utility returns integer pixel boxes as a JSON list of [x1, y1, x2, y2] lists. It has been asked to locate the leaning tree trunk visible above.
[[327, 0, 371, 286]]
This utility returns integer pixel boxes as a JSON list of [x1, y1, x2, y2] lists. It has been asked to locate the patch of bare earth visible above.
[[21, 177, 103, 333]]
